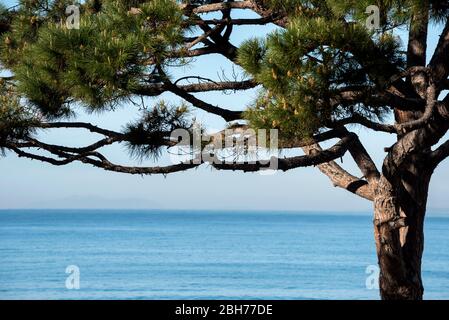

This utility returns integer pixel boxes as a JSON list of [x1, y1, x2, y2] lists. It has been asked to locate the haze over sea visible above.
[[0, 210, 448, 300]]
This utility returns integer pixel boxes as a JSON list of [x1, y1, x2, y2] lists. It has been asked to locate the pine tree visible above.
[[2, 0, 449, 300]]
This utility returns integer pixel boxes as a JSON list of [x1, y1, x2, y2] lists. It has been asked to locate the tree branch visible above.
[[4, 133, 358, 177], [181, 1, 257, 15], [164, 81, 243, 121], [394, 84, 437, 134], [191, 16, 277, 26], [302, 143, 375, 201], [331, 114, 396, 134], [39, 122, 124, 138], [430, 139, 449, 168], [298, 127, 379, 200], [212, 133, 357, 172], [429, 18, 449, 89], [133, 80, 258, 97]]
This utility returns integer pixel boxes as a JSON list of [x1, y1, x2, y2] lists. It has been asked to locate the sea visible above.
[[0, 210, 448, 300]]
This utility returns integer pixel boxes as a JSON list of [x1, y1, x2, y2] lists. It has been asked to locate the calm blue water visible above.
[[0, 210, 448, 300]]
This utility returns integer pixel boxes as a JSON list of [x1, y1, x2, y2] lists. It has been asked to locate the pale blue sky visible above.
[[1, 0, 448, 213]]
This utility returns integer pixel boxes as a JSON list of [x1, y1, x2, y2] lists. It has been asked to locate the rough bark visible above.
[[372, 4, 435, 300], [374, 155, 432, 300]]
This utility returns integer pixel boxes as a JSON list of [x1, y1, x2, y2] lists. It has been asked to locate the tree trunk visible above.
[[373, 159, 433, 300]]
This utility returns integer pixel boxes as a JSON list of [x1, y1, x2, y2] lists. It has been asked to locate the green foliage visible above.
[[124, 101, 192, 160], [239, 0, 412, 140], [1, 0, 185, 118], [0, 79, 38, 151]]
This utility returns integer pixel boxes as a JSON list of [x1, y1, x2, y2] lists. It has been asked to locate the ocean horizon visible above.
[[1, 209, 448, 300]]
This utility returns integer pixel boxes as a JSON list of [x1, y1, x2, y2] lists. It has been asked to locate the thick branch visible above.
[[133, 80, 258, 97], [332, 83, 425, 112], [344, 133, 381, 183], [192, 16, 277, 26], [407, 6, 429, 69], [212, 133, 357, 172], [300, 128, 379, 200], [178, 79, 258, 93], [394, 84, 437, 133], [164, 81, 243, 121], [430, 139, 449, 168], [302, 144, 375, 201], [429, 18, 449, 88], [181, 1, 256, 15]]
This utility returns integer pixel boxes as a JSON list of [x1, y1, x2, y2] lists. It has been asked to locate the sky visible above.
[[1, 0, 448, 213]]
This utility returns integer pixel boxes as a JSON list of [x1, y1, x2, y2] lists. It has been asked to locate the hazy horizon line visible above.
[[0, 208, 448, 216]]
